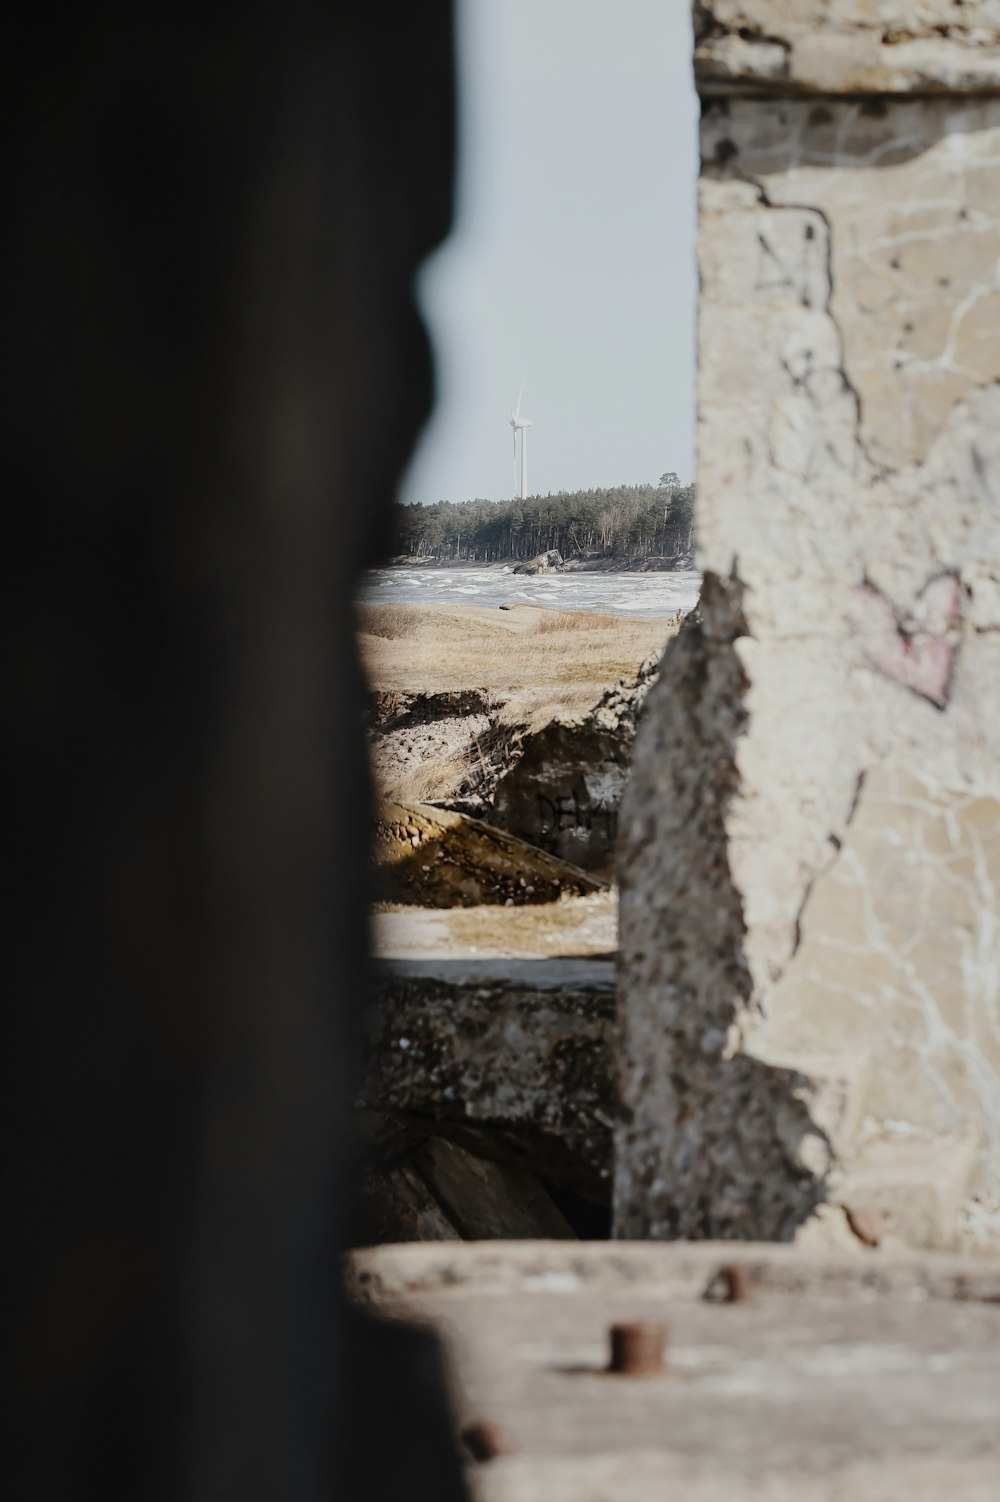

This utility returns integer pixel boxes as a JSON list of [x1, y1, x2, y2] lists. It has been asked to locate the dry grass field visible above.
[[359, 601, 679, 806], [358, 602, 677, 725]]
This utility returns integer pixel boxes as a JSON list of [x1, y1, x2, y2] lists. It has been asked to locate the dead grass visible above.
[[388, 748, 473, 803], [533, 609, 624, 633], [357, 603, 674, 718], [361, 604, 425, 640], [494, 687, 591, 733], [363, 602, 678, 807], [375, 715, 526, 806]]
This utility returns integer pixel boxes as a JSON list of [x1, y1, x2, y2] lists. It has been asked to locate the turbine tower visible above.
[[510, 377, 533, 500]]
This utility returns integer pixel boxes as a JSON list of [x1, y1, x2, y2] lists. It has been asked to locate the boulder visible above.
[[512, 549, 563, 575]]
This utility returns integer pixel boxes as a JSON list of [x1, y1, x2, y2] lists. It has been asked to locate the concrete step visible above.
[[348, 1241, 1000, 1502]]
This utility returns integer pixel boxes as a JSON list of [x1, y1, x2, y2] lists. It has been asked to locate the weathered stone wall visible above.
[[616, 2, 1000, 1248]]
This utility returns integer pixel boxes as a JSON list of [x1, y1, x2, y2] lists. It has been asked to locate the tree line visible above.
[[390, 474, 694, 563]]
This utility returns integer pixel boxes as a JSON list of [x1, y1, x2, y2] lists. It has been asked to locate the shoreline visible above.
[[366, 600, 676, 628], [359, 563, 701, 622], [382, 554, 694, 575]]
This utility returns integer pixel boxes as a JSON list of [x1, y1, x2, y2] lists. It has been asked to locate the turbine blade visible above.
[[514, 374, 525, 420]]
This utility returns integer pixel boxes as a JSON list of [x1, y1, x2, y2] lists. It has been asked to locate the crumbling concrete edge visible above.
[[346, 1237, 1000, 1306], [615, 575, 832, 1240]]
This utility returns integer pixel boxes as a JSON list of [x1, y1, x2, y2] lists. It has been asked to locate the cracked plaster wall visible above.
[[615, 3, 1000, 1247]]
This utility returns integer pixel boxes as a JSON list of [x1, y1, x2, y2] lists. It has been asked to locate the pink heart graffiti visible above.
[[850, 572, 961, 710]]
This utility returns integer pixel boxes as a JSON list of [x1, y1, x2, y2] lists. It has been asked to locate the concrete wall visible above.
[[616, 1, 1000, 1249]]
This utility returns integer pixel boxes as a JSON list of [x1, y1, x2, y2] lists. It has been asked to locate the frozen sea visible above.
[[359, 565, 701, 618]]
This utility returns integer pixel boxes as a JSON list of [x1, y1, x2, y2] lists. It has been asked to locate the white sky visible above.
[[401, 0, 698, 506]]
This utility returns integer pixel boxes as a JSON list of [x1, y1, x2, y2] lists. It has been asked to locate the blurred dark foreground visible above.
[[3, 6, 466, 1499]]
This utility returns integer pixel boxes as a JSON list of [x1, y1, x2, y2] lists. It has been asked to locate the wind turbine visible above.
[[510, 377, 533, 500]]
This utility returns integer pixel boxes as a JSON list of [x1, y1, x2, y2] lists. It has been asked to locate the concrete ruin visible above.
[[491, 654, 660, 871], [349, 1240, 1000, 1502], [616, 2, 1000, 1249], [374, 800, 605, 906], [361, 957, 616, 1205]]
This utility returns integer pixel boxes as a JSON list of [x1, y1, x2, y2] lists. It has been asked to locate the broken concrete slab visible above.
[[361, 1136, 575, 1245], [491, 654, 658, 871], [347, 1241, 1000, 1502], [374, 800, 605, 907], [360, 1159, 461, 1243], [367, 902, 995, 1249], [360, 957, 616, 1203], [411, 1138, 576, 1241]]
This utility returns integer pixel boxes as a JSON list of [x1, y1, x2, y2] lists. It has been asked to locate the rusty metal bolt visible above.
[[607, 1321, 667, 1376], [461, 1420, 508, 1463], [719, 1263, 751, 1302]]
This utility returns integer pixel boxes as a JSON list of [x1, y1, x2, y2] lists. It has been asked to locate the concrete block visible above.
[[362, 958, 616, 1202]]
